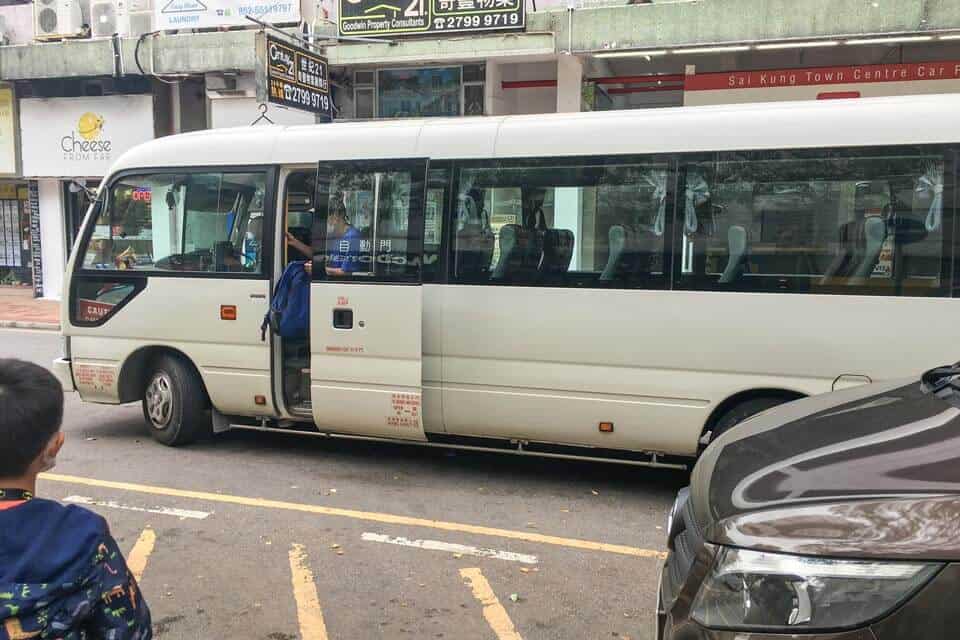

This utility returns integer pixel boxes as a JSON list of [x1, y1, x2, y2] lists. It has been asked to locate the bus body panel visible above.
[[437, 285, 955, 456], [69, 277, 272, 416], [310, 283, 426, 441]]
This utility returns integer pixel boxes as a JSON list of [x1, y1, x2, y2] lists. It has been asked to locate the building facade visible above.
[[1, 0, 959, 299]]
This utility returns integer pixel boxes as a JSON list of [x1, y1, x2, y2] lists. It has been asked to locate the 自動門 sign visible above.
[[265, 33, 332, 118], [338, 0, 524, 37]]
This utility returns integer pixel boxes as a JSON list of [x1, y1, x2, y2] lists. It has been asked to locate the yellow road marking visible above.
[[460, 568, 523, 640], [127, 528, 156, 583], [289, 544, 329, 640], [41, 473, 666, 559]]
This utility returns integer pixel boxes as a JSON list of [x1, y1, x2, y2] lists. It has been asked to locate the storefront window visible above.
[[378, 67, 462, 118], [0, 185, 30, 286]]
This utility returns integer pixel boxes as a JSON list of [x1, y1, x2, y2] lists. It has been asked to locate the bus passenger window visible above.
[[318, 166, 421, 281], [451, 160, 669, 288], [678, 149, 948, 296], [80, 172, 267, 275]]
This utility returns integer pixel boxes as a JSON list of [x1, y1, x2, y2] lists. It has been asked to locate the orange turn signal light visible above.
[[599, 422, 614, 433], [220, 305, 237, 321], [254, 395, 267, 406]]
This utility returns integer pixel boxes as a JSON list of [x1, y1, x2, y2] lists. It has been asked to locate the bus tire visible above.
[[142, 355, 211, 446], [701, 395, 794, 454]]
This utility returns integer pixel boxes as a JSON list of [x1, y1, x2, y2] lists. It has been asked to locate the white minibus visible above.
[[54, 94, 959, 468]]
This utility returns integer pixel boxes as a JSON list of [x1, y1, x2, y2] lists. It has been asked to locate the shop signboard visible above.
[[684, 60, 960, 106], [338, 0, 524, 37], [19, 95, 155, 178], [156, 0, 299, 30], [0, 85, 18, 176], [263, 33, 332, 119]]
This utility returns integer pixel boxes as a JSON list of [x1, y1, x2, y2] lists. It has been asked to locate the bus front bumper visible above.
[[52, 357, 76, 393]]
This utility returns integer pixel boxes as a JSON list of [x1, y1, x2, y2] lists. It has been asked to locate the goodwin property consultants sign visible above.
[[339, 0, 523, 37], [19, 95, 155, 177]]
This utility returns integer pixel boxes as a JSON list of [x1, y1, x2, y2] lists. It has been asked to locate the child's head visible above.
[[0, 359, 64, 480]]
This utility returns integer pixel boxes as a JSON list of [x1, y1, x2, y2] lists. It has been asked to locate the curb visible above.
[[0, 320, 61, 331]]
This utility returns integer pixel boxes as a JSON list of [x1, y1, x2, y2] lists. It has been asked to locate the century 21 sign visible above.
[[338, 0, 524, 37], [265, 34, 331, 118]]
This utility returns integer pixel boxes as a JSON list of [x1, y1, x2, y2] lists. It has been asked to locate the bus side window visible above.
[[677, 149, 949, 297], [450, 159, 670, 289], [79, 172, 268, 275], [422, 166, 449, 283]]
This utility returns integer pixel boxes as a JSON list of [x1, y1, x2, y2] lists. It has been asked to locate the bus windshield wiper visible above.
[[921, 364, 960, 395]]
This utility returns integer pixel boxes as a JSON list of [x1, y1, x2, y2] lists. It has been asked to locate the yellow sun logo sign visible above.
[[77, 112, 104, 141]]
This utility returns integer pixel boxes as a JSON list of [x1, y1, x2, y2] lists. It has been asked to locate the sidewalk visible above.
[[0, 286, 61, 330]]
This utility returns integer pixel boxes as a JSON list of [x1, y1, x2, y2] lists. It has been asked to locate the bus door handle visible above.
[[333, 308, 353, 330]]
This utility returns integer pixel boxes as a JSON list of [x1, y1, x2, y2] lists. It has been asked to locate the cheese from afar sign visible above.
[[19, 95, 154, 178], [265, 33, 332, 119], [339, 0, 524, 37]]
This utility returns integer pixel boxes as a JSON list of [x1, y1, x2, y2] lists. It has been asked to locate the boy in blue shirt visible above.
[[0, 359, 152, 639]]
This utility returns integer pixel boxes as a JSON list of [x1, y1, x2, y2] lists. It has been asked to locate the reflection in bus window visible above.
[[680, 150, 946, 293], [80, 172, 267, 274], [323, 168, 419, 280], [452, 160, 669, 287]]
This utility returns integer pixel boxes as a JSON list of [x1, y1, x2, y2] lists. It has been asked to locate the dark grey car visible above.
[[657, 365, 960, 639]]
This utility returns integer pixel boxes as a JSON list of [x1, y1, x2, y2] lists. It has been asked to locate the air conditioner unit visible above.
[[90, 0, 128, 37], [0, 5, 35, 45], [127, 0, 151, 12], [33, 0, 84, 40]]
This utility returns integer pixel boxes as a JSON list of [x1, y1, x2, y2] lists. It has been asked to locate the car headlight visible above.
[[692, 547, 940, 632]]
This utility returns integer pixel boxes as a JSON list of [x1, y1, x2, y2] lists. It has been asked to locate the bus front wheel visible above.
[[142, 355, 211, 446]]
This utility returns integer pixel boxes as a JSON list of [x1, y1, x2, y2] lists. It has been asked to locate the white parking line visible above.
[[361, 532, 538, 564], [63, 495, 211, 520]]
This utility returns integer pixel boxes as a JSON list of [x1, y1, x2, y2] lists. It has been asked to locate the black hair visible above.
[[0, 359, 64, 477]]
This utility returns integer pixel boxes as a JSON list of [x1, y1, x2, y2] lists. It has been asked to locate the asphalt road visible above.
[[0, 329, 688, 640]]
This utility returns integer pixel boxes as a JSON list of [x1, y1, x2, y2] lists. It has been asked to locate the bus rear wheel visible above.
[[700, 395, 797, 455], [142, 355, 211, 446]]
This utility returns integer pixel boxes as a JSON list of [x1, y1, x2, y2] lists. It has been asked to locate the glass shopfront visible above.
[[353, 64, 485, 119]]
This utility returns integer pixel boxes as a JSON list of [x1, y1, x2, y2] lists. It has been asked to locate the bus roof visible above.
[[112, 93, 960, 174]]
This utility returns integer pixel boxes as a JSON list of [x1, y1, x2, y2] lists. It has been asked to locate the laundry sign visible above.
[[156, 0, 300, 29]]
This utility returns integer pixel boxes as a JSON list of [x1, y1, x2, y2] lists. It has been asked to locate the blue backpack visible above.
[[261, 262, 310, 341]]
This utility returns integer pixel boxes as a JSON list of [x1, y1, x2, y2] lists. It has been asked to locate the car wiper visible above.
[[921, 363, 960, 395]]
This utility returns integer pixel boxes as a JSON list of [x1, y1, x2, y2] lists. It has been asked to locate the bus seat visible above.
[[492, 224, 539, 282], [718, 225, 748, 284], [455, 223, 495, 280], [600, 225, 631, 281], [851, 216, 887, 280], [820, 220, 858, 283], [538, 229, 574, 277]]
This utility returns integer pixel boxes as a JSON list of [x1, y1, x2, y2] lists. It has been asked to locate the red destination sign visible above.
[[686, 61, 960, 91]]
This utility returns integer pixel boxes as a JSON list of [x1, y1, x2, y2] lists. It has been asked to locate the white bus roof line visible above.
[[110, 93, 960, 176]]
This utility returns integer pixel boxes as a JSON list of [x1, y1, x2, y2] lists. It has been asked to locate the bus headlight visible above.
[[691, 547, 939, 631]]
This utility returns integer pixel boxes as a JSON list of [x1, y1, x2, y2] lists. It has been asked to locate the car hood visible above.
[[692, 378, 960, 559]]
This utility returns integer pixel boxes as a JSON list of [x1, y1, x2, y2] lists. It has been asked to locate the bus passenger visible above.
[[325, 201, 362, 276]]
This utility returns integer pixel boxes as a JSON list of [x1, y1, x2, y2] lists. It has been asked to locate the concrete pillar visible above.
[[484, 60, 507, 116], [556, 54, 584, 113], [38, 178, 65, 300]]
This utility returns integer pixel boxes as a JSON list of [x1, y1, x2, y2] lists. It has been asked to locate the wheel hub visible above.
[[146, 372, 173, 429]]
